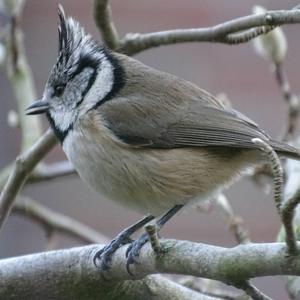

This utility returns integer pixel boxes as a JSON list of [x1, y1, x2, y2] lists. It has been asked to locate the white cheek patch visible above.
[[80, 54, 114, 114], [50, 109, 77, 132], [48, 52, 114, 132]]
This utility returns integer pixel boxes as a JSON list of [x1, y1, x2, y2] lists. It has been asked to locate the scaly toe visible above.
[[93, 235, 133, 271], [125, 233, 149, 274]]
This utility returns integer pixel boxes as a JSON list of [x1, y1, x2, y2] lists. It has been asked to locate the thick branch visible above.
[[0, 130, 57, 231], [93, 0, 119, 49], [0, 240, 300, 300], [119, 9, 300, 55], [0, 242, 225, 300], [13, 197, 108, 244]]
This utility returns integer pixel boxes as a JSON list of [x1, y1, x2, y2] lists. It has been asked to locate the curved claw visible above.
[[93, 247, 105, 267], [94, 245, 114, 271], [125, 233, 149, 274], [93, 235, 133, 271]]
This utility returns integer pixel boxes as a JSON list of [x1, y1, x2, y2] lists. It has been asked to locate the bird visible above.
[[26, 6, 300, 272]]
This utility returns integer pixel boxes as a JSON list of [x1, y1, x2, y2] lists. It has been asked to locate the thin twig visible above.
[[13, 197, 108, 244], [45, 230, 57, 251], [0, 161, 75, 190], [93, 0, 119, 50], [252, 138, 299, 255], [119, 9, 300, 55], [215, 194, 251, 244], [236, 281, 273, 300], [280, 150, 300, 296], [0, 129, 57, 231], [29, 161, 76, 183], [179, 277, 242, 300], [222, 25, 275, 44], [274, 63, 300, 141], [281, 190, 300, 255], [252, 138, 283, 214], [145, 224, 161, 254]]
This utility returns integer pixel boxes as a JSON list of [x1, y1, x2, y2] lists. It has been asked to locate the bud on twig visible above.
[[7, 110, 19, 127], [252, 5, 287, 65]]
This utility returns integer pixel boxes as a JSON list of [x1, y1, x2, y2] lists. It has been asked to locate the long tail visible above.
[[271, 139, 300, 160]]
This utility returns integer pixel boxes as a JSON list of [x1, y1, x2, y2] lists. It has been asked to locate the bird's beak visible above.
[[26, 99, 50, 115]]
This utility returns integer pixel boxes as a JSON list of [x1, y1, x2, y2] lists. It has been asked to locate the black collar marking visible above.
[[91, 48, 125, 110]]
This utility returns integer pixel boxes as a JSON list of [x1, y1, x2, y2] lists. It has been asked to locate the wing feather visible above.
[[102, 97, 270, 150], [98, 53, 300, 158]]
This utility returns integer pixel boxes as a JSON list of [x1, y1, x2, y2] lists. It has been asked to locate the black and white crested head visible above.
[[39, 5, 124, 142]]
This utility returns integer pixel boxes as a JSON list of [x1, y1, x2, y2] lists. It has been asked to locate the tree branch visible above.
[[221, 25, 275, 45], [0, 129, 57, 231], [93, 0, 119, 50], [252, 138, 300, 256], [0, 160, 75, 190], [252, 138, 283, 214], [280, 145, 300, 297], [12, 197, 108, 244], [236, 281, 272, 300], [274, 63, 300, 141], [0, 240, 299, 299], [119, 9, 300, 55], [215, 194, 251, 244], [29, 160, 76, 183], [281, 192, 300, 255], [6, 1, 42, 151]]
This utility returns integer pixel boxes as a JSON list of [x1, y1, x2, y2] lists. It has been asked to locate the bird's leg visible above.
[[93, 214, 155, 270], [126, 204, 184, 273]]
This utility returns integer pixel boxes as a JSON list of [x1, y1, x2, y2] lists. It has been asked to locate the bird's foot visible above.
[[125, 233, 149, 274], [93, 233, 133, 271], [93, 215, 155, 271]]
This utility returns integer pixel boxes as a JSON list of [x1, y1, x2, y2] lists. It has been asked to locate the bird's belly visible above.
[[63, 131, 181, 215], [63, 130, 258, 216]]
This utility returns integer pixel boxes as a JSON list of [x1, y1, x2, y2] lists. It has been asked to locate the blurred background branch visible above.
[[214, 194, 251, 245], [0, 129, 56, 231], [13, 196, 108, 244], [93, 0, 119, 50], [4, 0, 41, 151]]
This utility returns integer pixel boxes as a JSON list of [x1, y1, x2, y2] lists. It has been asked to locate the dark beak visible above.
[[26, 99, 50, 115]]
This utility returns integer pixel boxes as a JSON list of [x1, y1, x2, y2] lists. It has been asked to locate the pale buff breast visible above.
[[62, 112, 261, 216]]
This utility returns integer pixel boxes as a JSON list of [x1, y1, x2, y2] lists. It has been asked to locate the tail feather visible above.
[[271, 139, 300, 160]]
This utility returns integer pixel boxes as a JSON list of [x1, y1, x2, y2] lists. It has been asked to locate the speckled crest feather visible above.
[[56, 5, 103, 76], [44, 6, 125, 143]]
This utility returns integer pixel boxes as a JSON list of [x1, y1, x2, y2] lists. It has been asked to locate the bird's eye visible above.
[[54, 84, 65, 97]]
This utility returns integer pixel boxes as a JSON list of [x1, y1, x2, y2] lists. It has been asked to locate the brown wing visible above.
[[100, 93, 271, 150], [99, 54, 299, 157]]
